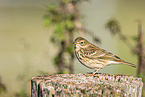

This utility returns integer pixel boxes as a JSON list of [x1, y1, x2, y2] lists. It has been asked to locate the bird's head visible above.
[[73, 37, 89, 50]]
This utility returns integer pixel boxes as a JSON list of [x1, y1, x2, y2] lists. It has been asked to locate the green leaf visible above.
[[44, 17, 51, 27], [54, 23, 66, 41], [54, 56, 60, 66], [65, 20, 75, 30], [47, 4, 57, 13], [65, 45, 74, 54]]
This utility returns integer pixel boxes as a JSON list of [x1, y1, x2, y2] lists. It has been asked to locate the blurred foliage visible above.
[[14, 88, 29, 97], [44, 0, 99, 74], [105, 19, 121, 35], [131, 35, 139, 42], [15, 72, 30, 97], [106, 19, 132, 49], [44, 0, 81, 74], [38, 71, 50, 75], [0, 76, 6, 94], [106, 19, 127, 40]]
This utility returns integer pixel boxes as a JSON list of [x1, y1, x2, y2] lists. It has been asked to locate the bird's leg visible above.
[[84, 68, 101, 76], [93, 68, 101, 76]]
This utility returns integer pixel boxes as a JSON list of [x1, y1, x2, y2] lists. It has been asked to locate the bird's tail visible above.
[[121, 61, 136, 68]]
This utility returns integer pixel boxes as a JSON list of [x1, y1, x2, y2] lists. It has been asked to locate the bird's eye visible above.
[[80, 42, 84, 44]]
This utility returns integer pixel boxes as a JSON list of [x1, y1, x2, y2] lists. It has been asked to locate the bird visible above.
[[73, 37, 136, 75]]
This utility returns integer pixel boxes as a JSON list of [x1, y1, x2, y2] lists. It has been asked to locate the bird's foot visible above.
[[84, 73, 93, 76], [84, 72, 101, 76], [84, 72, 94, 76]]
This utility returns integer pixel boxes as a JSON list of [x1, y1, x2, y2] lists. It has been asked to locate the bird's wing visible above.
[[84, 46, 121, 61]]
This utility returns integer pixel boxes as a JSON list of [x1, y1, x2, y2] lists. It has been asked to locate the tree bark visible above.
[[31, 73, 143, 97]]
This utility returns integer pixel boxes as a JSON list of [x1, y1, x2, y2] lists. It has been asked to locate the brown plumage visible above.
[[73, 37, 136, 73]]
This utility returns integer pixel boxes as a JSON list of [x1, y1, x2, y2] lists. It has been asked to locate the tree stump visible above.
[[31, 73, 143, 97]]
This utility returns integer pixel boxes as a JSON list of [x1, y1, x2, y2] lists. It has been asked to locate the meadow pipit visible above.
[[73, 37, 136, 75]]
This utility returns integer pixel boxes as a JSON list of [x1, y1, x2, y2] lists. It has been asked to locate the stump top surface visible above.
[[31, 73, 142, 84]]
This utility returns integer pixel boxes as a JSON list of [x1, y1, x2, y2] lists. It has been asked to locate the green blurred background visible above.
[[0, 0, 144, 96]]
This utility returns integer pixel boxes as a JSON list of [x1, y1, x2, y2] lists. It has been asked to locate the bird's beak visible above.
[[73, 42, 79, 44]]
